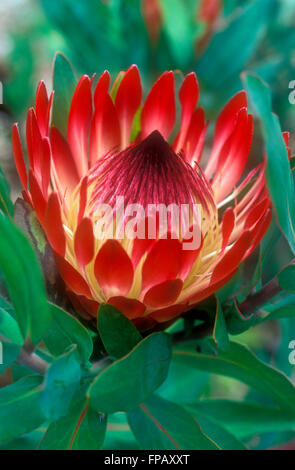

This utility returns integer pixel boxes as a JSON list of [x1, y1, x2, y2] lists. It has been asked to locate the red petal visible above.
[[141, 71, 176, 140], [141, 238, 182, 292], [180, 107, 207, 163], [68, 75, 92, 177], [206, 91, 247, 178], [211, 231, 251, 284], [50, 127, 80, 194], [212, 110, 253, 201], [244, 198, 270, 230], [41, 137, 51, 198], [108, 296, 146, 320], [221, 207, 235, 250], [78, 175, 88, 225], [115, 65, 142, 147], [94, 240, 134, 296], [55, 254, 92, 298], [90, 94, 121, 166], [45, 192, 66, 257], [35, 81, 49, 137], [12, 124, 27, 190], [247, 208, 271, 255], [29, 170, 46, 226], [26, 108, 43, 177], [74, 217, 95, 267], [94, 71, 111, 107], [143, 279, 183, 308], [174, 73, 199, 152]]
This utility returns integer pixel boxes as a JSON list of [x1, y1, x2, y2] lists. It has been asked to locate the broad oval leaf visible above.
[[189, 400, 295, 440], [88, 333, 172, 413], [174, 340, 295, 412], [40, 396, 107, 450], [0, 215, 51, 346], [44, 303, 93, 362], [127, 394, 220, 450], [0, 376, 45, 444], [40, 345, 81, 421], [97, 304, 142, 359]]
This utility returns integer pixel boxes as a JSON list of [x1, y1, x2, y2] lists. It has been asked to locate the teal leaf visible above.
[[174, 340, 295, 411], [0, 340, 21, 375], [213, 297, 230, 351], [0, 168, 13, 217], [88, 333, 172, 413], [97, 304, 142, 359], [40, 345, 81, 421], [51, 52, 77, 136], [189, 400, 295, 440], [0, 376, 45, 444], [191, 412, 247, 450], [197, 0, 274, 87], [243, 73, 295, 254], [0, 307, 23, 345], [44, 303, 93, 362], [0, 215, 51, 346], [127, 394, 219, 450], [278, 265, 295, 293], [40, 396, 106, 450]]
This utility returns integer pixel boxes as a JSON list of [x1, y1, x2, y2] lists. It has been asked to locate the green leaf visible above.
[[191, 412, 247, 450], [0, 168, 13, 217], [224, 300, 257, 335], [0, 215, 51, 346], [103, 413, 140, 450], [189, 400, 295, 439], [160, 0, 195, 68], [0, 376, 45, 444], [213, 297, 230, 351], [174, 340, 295, 411], [97, 304, 142, 359], [0, 340, 21, 375], [127, 394, 219, 450], [40, 397, 107, 450], [0, 430, 44, 450], [52, 52, 77, 136], [278, 265, 295, 292], [0, 307, 23, 345], [243, 73, 295, 254], [197, 0, 274, 87], [44, 303, 93, 362], [40, 345, 81, 421], [257, 305, 295, 324], [88, 333, 172, 413]]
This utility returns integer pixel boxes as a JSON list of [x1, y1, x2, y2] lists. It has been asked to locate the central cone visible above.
[[88, 131, 214, 212]]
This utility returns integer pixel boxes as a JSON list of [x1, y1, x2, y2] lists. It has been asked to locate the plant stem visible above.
[[238, 277, 281, 317], [17, 348, 49, 375]]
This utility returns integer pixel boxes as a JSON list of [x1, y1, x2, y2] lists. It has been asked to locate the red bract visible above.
[[12, 66, 272, 328]]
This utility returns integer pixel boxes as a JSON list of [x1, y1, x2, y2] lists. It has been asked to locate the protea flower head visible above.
[[142, 0, 222, 46], [12, 65, 272, 329]]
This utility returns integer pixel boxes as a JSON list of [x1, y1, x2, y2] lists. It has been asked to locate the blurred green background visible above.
[[0, 0, 295, 450]]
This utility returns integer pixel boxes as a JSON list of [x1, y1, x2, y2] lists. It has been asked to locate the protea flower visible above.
[[142, 0, 222, 47], [12, 65, 272, 329]]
